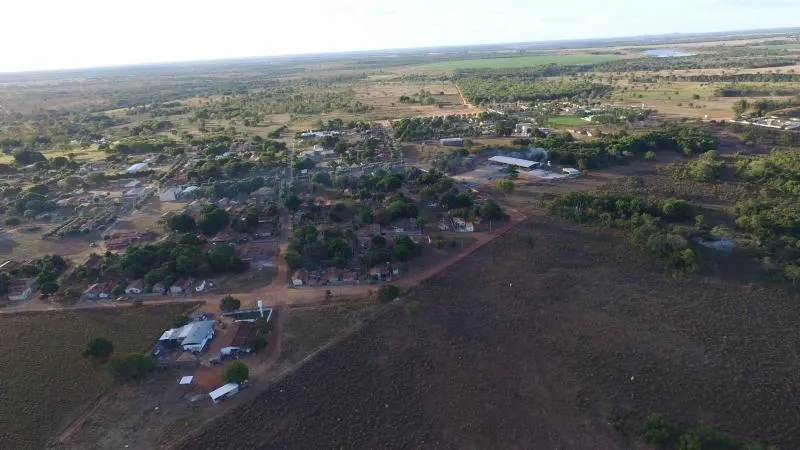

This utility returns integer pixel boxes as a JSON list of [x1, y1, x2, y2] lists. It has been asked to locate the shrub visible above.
[[220, 295, 241, 312], [82, 337, 114, 359], [495, 179, 514, 193], [404, 300, 421, 316], [224, 361, 249, 383], [107, 352, 155, 380], [251, 336, 268, 353], [4, 216, 21, 226], [643, 413, 680, 445], [172, 315, 189, 328], [377, 284, 401, 303]]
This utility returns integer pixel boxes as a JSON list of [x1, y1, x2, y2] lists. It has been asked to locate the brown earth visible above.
[[177, 212, 800, 449]]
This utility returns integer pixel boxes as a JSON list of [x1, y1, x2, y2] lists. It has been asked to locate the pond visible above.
[[644, 48, 695, 58]]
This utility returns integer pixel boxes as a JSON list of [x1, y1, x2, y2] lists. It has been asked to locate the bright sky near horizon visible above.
[[2, 0, 799, 72]]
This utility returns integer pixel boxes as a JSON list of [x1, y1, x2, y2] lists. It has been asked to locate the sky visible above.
[[2, 0, 800, 72]]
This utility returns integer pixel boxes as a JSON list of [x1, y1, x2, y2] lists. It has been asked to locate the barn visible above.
[[488, 155, 540, 169]]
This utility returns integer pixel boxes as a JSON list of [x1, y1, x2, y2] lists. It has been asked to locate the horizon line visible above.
[[1, 25, 798, 77]]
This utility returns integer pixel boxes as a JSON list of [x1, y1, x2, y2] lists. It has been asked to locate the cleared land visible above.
[[179, 212, 800, 449], [420, 54, 624, 70], [0, 304, 193, 449]]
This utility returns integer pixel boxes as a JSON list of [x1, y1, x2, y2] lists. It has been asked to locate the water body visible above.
[[644, 48, 695, 58]]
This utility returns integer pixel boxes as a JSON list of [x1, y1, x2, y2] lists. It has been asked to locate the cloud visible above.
[[326, 5, 404, 16]]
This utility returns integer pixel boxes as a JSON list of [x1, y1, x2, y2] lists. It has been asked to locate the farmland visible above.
[[179, 212, 800, 449], [0, 304, 192, 449], [419, 53, 625, 70]]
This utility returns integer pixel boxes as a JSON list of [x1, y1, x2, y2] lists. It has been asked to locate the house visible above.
[[342, 271, 357, 283], [292, 269, 309, 286], [123, 187, 146, 198], [125, 162, 149, 174], [152, 281, 168, 295], [170, 278, 193, 294], [84, 282, 114, 300], [195, 280, 215, 292], [8, 279, 35, 301], [209, 383, 240, 404], [440, 137, 464, 147], [159, 187, 180, 202], [125, 280, 145, 296], [219, 322, 258, 358], [0, 259, 22, 274], [159, 320, 215, 353]]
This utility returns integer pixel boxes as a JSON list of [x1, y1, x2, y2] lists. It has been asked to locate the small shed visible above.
[[209, 383, 240, 404]]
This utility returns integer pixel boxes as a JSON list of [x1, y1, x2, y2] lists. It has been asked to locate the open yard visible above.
[[0, 304, 194, 449], [419, 53, 624, 70], [178, 209, 800, 449]]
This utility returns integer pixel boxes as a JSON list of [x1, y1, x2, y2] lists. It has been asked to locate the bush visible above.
[[251, 336, 268, 353], [82, 337, 114, 359], [172, 315, 190, 328], [224, 361, 249, 383], [377, 284, 401, 303], [494, 179, 515, 193], [643, 413, 680, 445], [39, 281, 59, 295], [220, 295, 241, 312], [404, 300, 421, 316], [4, 216, 21, 226], [107, 352, 155, 380], [644, 151, 656, 161]]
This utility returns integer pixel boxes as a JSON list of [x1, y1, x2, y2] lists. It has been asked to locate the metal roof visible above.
[[488, 155, 539, 168], [209, 383, 239, 401]]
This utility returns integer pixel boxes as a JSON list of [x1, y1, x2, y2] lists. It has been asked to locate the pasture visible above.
[[0, 304, 193, 449]]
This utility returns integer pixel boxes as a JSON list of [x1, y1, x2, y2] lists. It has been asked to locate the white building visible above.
[[209, 383, 240, 404], [488, 155, 540, 169], [159, 187, 180, 202], [159, 320, 215, 353], [124, 280, 144, 296], [125, 162, 149, 174]]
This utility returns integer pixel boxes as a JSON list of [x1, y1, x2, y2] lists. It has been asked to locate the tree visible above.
[[107, 352, 155, 380], [283, 193, 302, 212], [732, 99, 749, 117], [199, 205, 230, 235], [0, 273, 9, 295], [377, 284, 401, 303], [83, 337, 114, 359], [40, 281, 59, 295], [311, 171, 332, 186], [224, 361, 249, 383], [495, 179, 514, 193], [220, 295, 241, 312], [479, 199, 504, 220], [505, 166, 519, 179], [166, 213, 196, 233]]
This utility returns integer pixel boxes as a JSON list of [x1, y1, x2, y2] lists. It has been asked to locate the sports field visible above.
[[420, 54, 623, 70], [547, 116, 589, 127]]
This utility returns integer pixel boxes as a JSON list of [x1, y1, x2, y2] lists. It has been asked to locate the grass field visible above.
[[757, 44, 800, 51], [419, 54, 623, 70], [547, 115, 590, 127], [0, 304, 194, 449]]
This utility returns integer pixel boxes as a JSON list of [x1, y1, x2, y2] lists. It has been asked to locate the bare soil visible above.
[[177, 211, 800, 449]]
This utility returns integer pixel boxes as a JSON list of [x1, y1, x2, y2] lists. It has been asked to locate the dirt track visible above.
[[177, 214, 800, 449]]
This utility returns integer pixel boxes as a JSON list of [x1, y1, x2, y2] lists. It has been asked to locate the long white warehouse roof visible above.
[[488, 155, 539, 169]]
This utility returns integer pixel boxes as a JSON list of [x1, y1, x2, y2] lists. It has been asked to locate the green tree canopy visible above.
[[224, 361, 249, 383]]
